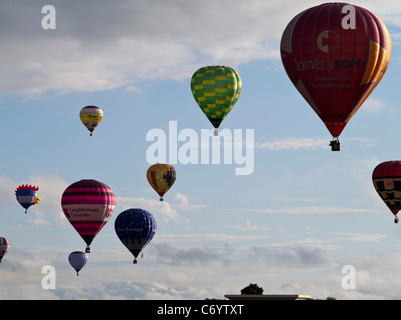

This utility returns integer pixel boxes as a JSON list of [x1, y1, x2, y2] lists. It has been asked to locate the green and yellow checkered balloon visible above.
[[191, 66, 242, 135]]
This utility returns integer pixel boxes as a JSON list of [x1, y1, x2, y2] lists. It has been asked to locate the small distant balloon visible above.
[[15, 185, 41, 213], [79, 105, 103, 136], [115, 208, 157, 264], [68, 251, 88, 276], [0, 237, 10, 263], [146, 163, 176, 201]]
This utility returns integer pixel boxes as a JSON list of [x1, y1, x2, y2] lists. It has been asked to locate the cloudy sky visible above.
[[2, 0, 401, 300]]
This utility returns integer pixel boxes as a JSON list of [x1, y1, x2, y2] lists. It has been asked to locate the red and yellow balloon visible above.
[[146, 164, 176, 201]]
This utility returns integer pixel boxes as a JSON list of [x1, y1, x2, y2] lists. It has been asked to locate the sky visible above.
[[2, 0, 401, 300]]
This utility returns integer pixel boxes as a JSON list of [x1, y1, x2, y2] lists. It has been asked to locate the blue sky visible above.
[[2, 0, 401, 300]]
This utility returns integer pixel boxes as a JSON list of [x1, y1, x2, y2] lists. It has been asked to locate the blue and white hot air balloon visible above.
[[15, 185, 41, 213], [114, 208, 157, 264]]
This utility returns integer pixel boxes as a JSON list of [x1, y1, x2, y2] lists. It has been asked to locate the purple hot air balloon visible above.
[[68, 251, 88, 275]]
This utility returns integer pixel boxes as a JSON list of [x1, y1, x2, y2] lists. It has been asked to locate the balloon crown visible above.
[[15, 184, 39, 194]]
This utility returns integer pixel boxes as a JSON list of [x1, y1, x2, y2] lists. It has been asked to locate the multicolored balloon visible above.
[[0, 237, 10, 263], [372, 161, 401, 223], [115, 208, 157, 264], [68, 251, 88, 276], [79, 105, 103, 136], [61, 179, 116, 253], [146, 163, 176, 201], [191, 66, 242, 136], [15, 185, 41, 213], [280, 3, 391, 150]]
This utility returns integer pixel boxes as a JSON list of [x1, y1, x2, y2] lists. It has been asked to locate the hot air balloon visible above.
[[191, 66, 242, 136], [146, 163, 176, 201], [79, 105, 103, 136], [15, 185, 41, 213], [115, 208, 157, 264], [68, 251, 88, 276], [280, 3, 391, 151], [0, 237, 10, 263], [61, 179, 115, 253], [372, 161, 401, 223]]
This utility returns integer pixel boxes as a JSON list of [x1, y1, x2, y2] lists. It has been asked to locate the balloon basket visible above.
[[329, 139, 340, 151], [85, 246, 91, 253], [160, 197, 163, 201], [214, 128, 219, 136], [133, 259, 138, 264]]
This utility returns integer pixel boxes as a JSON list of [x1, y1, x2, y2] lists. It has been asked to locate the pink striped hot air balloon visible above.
[[61, 179, 115, 253]]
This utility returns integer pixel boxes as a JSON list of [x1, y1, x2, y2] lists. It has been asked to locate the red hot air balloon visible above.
[[61, 179, 116, 253], [372, 161, 401, 223], [281, 3, 391, 151]]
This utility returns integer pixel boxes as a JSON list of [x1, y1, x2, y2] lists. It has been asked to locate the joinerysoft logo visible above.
[[293, 56, 363, 72], [145, 121, 254, 175]]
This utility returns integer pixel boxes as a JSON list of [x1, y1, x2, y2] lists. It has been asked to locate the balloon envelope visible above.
[[15, 185, 40, 213], [281, 3, 391, 140], [114, 208, 157, 264], [146, 163, 176, 201], [191, 66, 241, 135], [79, 105, 103, 136], [372, 161, 401, 218], [0, 237, 10, 263], [68, 251, 88, 275], [61, 179, 116, 253]]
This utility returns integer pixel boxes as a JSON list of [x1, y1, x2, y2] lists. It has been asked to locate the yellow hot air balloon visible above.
[[79, 105, 103, 136], [146, 164, 176, 201]]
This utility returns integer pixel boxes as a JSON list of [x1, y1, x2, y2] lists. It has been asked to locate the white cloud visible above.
[[174, 193, 189, 205], [329, 233, 388, 243], [0, 0, 300, 96], [239, 206, 376, 215], [224, 220, 271, 231], [255, 137, 329, 150], [172, 192, 210, 211], [362, 97, 394, 115], [116, 196, 181, 223]]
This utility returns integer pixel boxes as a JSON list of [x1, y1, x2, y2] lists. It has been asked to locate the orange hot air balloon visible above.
[[146, 164, 176, 201], [281, 3, 391, 151], [372, 161, 401, 224]]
